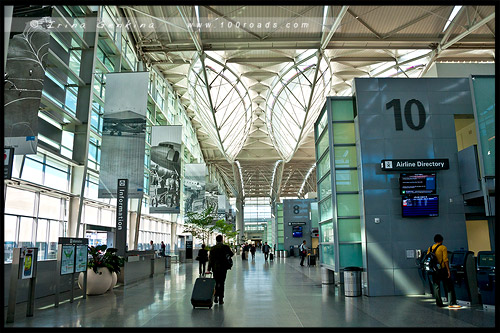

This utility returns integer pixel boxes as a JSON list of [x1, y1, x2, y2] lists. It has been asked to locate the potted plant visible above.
[[78, 245, 125, 295]]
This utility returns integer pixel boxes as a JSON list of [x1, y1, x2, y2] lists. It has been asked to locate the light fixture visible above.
[[442, 6, 462, 32]]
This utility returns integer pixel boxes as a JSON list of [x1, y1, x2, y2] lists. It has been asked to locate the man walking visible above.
[[262, 242, 271, 260], [427, 234, 458, 308], [207, 235, 234, 305], [299, 240, 308, 267]]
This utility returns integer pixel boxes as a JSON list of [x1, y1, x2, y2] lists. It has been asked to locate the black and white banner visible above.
[[149, 126, 182, 214], [183, 164, 206, 213], [98, 72, 148, 198], [4, 19, 51, 155], [116, 179, 128, 257]]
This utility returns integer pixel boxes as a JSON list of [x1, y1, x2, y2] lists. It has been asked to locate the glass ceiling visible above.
[[187, 52, 252, 163], [265, 50, 332, 162]]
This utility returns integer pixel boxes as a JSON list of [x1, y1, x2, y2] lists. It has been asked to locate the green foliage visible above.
[[87, 245, 125, 274], [183, 205, 239, 244]]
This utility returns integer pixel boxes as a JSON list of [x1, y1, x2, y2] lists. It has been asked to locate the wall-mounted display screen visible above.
[[402, 195, 439, 217], [478, 253, 495, 268], [451, 252, 465, 266], [400, 173, 436, 194], [292, 226, 303, 238]]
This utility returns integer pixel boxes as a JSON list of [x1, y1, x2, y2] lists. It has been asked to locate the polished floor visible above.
[[4, 252, 496, 328]]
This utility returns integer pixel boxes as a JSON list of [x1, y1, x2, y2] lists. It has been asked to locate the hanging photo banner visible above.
[[149, 126, 182, 214], [218, 195, 227, 214], [184, 164, 206, 213], [98, 72, 149, 198], [205, 183, 219, 212], [4, 19, 51, 155]]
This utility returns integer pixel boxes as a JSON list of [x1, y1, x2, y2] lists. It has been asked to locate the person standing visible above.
[[427, 234, 458, 307], [250, 244, 256, 260], [150, 240, 154, 251], [262, 242, 271, 260], [160, 241, 166, 256], [207, 235, 234, 305], [299, 240, 308, 267], [197, 244, 209, 276]]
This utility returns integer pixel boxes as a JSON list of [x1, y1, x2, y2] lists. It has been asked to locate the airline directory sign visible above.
[[21, 248, 35, 279], [75, 245, 88, 273]]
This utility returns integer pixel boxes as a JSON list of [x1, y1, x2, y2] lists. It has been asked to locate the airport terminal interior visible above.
[[3, 4, 496, 329]]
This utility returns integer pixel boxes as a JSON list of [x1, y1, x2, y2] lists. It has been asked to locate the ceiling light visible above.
[[442, 6, 462, 32]]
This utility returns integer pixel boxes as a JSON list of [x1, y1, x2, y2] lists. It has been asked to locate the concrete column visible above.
[[171, 223, 177, 254], [4, 6, 14, 68], [236, 197, 244, 244], [68, 197, 81, 238], [129, 210, 137, 252]]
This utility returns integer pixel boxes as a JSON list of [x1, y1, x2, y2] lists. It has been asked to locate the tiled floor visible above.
[[4, 253, 496, 328]]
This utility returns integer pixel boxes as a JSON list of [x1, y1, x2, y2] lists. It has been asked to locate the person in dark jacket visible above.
[[207, 235, 234, 305], [250, 244, 256, 260], [197, 244, 209, 276], [262, 242, 271, 260]]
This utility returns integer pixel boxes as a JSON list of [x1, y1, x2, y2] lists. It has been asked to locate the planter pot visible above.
[[78, 267, 113, 295], [107, 271, 118, 291]]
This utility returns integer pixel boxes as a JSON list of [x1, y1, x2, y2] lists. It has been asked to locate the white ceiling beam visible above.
[[347, 8, 382, 39], [321, 6, 349, 50], [176, 6, 203, 53]]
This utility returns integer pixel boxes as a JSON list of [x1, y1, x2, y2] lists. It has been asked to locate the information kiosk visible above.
[[476, 251, 495, 310], [449, 250, 479, 306]]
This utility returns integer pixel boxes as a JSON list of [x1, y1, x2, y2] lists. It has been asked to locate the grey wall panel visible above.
[[283, 199, 315, 251], [365, 268, 395, 296], [393, 268, 425, 295], [457, 145, 481, 194], [366, 241, 394, 270], [355, 77, 470, 296], [364, 214, 391, 243]]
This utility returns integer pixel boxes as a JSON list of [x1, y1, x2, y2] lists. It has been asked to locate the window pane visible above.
[[316, 131, 330, 157], [44, 166, 69, 192], [38, 195, 62, 220], [5, 187, 35, 216], [339, 243, 362, 268], [21, 158, 44, 184], [338, 218, 361, 242], [19, 217, 34, 247], [320, 243, 335, 267], [334, 146, 357, 168], [335, 169, 359, 192], [319, 198, 332, 222], [317, 151, 330, 179], [331, 99, 354, 121], [36, 219, 48, 261], [101, 209, 114, 227], [48, 220, 62, 260], [84, 205, 99, 225], [333, 123, 355, 144], [320, 220, 333, 243], [337, 193, 360, 217], [4, 215, 17, 263], [318, 174, 332, 201], [316, 108, 328, 137]]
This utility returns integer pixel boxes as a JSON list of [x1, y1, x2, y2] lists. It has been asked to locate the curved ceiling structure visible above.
[[187, 52, 252, 163], [265, 50, 332, 162]]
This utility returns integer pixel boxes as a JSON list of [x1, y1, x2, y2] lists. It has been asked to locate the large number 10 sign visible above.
[[386, 99, 426, 131]]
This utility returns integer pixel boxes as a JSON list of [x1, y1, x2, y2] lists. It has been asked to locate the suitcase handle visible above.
[[204, 272, 213, 276]]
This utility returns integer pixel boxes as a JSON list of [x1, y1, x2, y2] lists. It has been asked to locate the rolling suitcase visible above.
[[307, 254, 316, 266], [191, 272, 216, 309], [269, 252, 274, 260]]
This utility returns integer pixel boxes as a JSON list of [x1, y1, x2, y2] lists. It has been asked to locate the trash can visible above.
[[321, 267, 334, 284], [289, 246, 294, 257], [284, 250, 289, 257], [344, 267, 362, 297], [165, 256, 171, 268]]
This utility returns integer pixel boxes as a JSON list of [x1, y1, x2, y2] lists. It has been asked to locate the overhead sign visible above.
[[116, 179, 128, 257], [381, 159, 449, 171], [4, 147, 14, 179], [288, 222, 306, 226]]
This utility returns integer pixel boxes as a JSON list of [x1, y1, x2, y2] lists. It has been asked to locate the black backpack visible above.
[[423, 244, 442, 273], [226, 253, 233, 270]]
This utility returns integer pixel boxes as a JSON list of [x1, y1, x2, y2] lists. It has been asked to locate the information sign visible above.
[[61, 245, 76, 275], [381, 159, 449, 171], [21, 249, 34, 279], [75, 245, 88, 273]]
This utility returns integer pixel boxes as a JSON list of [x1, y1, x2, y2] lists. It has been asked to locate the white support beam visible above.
[[320, 6, 349, 50], [441, 12, 495, 51], [176, 6, 203, 53]]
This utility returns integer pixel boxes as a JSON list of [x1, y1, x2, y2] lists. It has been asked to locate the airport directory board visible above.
[[400, 173, 436, 194], [402, 195, 439, 217]]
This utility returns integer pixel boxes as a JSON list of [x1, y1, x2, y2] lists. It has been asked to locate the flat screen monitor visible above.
[[292, 226, 303, 232], [451, 252, 465, 266], [292, 232, 303, 238], [400, 173, 436, 194], [402, 195, 439, 217], [478, 253, 495, 268]]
